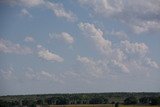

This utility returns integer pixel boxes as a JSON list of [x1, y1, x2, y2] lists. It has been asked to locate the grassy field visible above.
[[48, 104, 160, 107]]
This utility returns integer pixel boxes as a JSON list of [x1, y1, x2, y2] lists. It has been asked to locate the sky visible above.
[[0, 0, 160, 95]]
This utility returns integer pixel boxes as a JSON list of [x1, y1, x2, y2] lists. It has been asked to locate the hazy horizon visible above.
[[0, 0, 160, 96]]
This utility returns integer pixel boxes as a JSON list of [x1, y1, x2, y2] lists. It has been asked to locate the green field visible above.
[[48, 104, 160, 107]]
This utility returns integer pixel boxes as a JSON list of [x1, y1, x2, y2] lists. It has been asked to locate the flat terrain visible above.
[[49, 104, 112, 107], [48, 104, 160, 107], [120, 105, 160, 107]]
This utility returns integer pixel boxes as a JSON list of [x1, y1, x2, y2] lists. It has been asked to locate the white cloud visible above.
[[37, 45, 64, 62], [50, 32, 74, 44], [112, 49, 126, 62], [10, 0, 45, 7], [77, 55, 130, 78], [3, 0, 77, 22], [0, 39, 32, 54], [24, 36, 35, 42], [77, 22, 159, 78], [0, 0, 44, 7], [78, 22, 112, 54], [145, 58, 159, 69], [77, 52, 159, 79], [111, 60, 129, 73], [21, 8, 32, 17], [79, 0, 123, 16], [45, 1, 77, 22], [120, 40, 148, 56], [20, 0, 44, 7], [77, 55, 92, 64], [110, 30, 128, 40], [25, 67, 63, 83], [78, 0, 160, 33], [63, 71, 80, 78], [132, 20, 160, 34], [25, 67, 36, 80], [0, 67, 14, 80], [77, 55, 105, 78], [41, 70, 52, 78], [60, 32, 74, 44]]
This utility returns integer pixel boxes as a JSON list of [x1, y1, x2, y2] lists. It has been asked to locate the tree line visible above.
[[0, 92, 160, 107]]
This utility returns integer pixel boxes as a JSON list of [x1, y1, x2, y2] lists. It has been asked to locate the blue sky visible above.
[[0, 0, 160, 95]]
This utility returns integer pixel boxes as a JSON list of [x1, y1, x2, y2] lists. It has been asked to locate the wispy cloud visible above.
[[0, 66, 15, 80], [4, 0, 45, 7], [78, 22, 112, 54], [0, 39, 32, 54], [78, 0, 160, 34], [24, 36, 35, 43], [145, 58, 159, 69], [45, 1, 77, 22], [20, 8, 32, 18], [25, 67, 63, 83], [77, 55, 106, 78], [2, 0, 77, 22], [37, 45, 64, 62], [109, 30, 128, 40]]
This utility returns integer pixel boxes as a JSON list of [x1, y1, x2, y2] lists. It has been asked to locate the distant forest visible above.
[[0, 92, 160, 107]]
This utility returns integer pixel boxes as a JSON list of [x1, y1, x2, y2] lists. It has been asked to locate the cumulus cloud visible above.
[[21, 8, 32, 17], [77, 55, 130, 78], [2, 0, 77, 22], [77, 22, 159, 79], [120, 40, 148, 56], [78, 22, 112, 54], [60, 32, 74, 44], [79, 0, 123, 16], [78, 0, 160, 33], [24, 36, 35, 42], [49, 32, 74, 44], [111, 60, 129, 73], [131, 20, 160, 34], [37, 45, 64, 62], [45, 1, 77, 22], [0, 39, 32, 54], [77, 55, 105, 78]]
